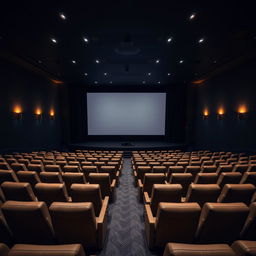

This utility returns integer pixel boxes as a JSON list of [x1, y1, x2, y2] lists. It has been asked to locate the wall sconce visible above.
[[49, 109, 55, 120], [13, 105, 23, 120], [203, 109, 209, 120], [35, 108, 42, 120], [237, 105, 247, 120], [217, 107, 225, 120]]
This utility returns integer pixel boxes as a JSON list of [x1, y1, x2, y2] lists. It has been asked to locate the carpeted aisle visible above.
[[97, 158, 158, 256]]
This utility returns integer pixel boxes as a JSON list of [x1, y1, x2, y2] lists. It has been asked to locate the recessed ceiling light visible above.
[[157, 81, 161, 84], [142, 81, 146, 84], [84, 73, 88, 76], [71, 60, 76, 64], [83, 37, 89, 43], [51, 38, 57, 44], [109, 81, 113, 84], [179, 60, 184, 64], [156, 59, 160, 64], [167, 37, 173, 43], [94, 81, 98, 84], [104, 72, 107, 76], [38, 60, 42, 64], [148, 72, 151, 76], [59, 13, 66, 20], [198, 38, 205, 44], [189, 13, 196, 20], [167, 73, 171, 76], [95, 59, 100, 64]]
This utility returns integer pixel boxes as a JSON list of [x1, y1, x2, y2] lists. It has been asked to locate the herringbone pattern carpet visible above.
[[97, 158, 159, 256]]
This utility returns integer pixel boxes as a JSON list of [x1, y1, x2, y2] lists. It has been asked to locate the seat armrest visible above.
[[145, 204, 156, 250], [143, 192, 151, 204], [138, 179, 143, 188], [111, 179, 116, 189], [116, 171, 120, 178], [134, 171, 137, 177], [97, 196, 109, 249]]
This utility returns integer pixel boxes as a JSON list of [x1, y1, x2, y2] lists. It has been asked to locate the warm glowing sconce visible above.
[[35, 108, 42, 120], [217, 107, 225, 120], [13, 105, 23, 120], [49, 109, 55, 120], [237, 105, 247, 119], [203, 109, 209, 120]]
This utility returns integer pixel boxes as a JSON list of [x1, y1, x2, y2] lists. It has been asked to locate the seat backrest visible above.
[[143, 173, 166, 197], [241, 202, 256, 240], [194, 173, 219, 184], [62, 173, 86, 194], [169, 173, 193, 196], [2, 201, 55, 244], [240, 172, 256, 186], [185, 184, 221, 207], [39, 172, 63, 183], [217, 165, 233, 174], [35, 183, 69, 207], [27, 164, 44, 173], [1, 182, 37, 201], [0, 210, 13, 246], [0, 170, 19, 184], [63, 165, 80, 173], [11, 163, 28, 172], [201, 165, 217, 173], [196, 202, 249, 244], [155, 202, 201, 247], [233, 164, 249, 174], [81, 166, 97, 179], [217, 172, 242, 188], [88, 173, 111, 198], [99, 166, 116, 182], [16, 171, 41, 188], [137, 166, 151, 182], [218, 184, 255, 205], [185, 166, 201, 181], [49, 202, 97, 249], [150, 184, 182, 216], [71, 184, 103, 216], [152, 166, 167, 174], [0, 163, 10, 170], [44, 165, 61, 173]]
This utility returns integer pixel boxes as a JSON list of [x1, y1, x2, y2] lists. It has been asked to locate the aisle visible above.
[[97, 158, 158, 256]]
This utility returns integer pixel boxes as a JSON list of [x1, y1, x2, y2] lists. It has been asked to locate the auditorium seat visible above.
[[231, 240, 256, 256], [185, 166, 201, 181], [88, 173, 115, 201], [0, 243, 9, 256], [163, 243, 236, 256], [0, 163, 10, 170], [16, 171, 41, 189], [218, 184, 255, 205], [185, 184, 221, 207], [2, 201, 55, 244], [81, 166, 98, 179], [27, 164, 44, 173], [44, 165, 62, 173], [152, 166, 167, 174], [1, 182, 37, 201], [217, 172, 242, 188], [248, 164, 256, 172], [233, 165, 249, 174], [11, 163, 28, 172], [35, 183, 69, 206], [8, 244, 86, 256], [71, 184, 109, 217], [62, 173, 86, 195], [169, 173, 193, 196], [139, 173, 166, 201], [196, 202, 249, 244], [201, 165, 217, 173], [39, 172, 63, 183], [0, 187, 5, 203], [55, 161, 67, 172], [0, 170, 19, 184], [240, 202, 256, 240], [99, 166, 118, 183], [240, 172, 256, 186], [134, 166, 151, 185], [49, 202, 107, 250], [145, 202, 201, 249], [217, 165, 233, 174], [63, 165, 80, 173], [144, 184, 182, 216], [194, 173, 219, 184]]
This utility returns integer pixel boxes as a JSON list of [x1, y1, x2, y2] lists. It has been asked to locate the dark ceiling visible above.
[[0, 1, 255, 86]]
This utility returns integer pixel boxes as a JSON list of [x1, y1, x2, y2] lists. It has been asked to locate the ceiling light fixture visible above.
[[198, 38, 205, 44], [71, 60, 76, 64], [156, 59, 160, 64], [148, 72, 151, 76], [142, 81, 146, 84], [59, 13, 66, 20], [94, 81, 98, 84], [109, 81, 113, 84], [189, 13, 196, 20], [83, 37, 89, 43], [95, 59, 100, 64], [167, 37, 173, 43], [104, 72, 107, 76], [84, 73, 88, 76], [157, 81, 161, 84], [51, 38, 57, 44], [179, 60, 184, 64], [167, 73, 171, 76]]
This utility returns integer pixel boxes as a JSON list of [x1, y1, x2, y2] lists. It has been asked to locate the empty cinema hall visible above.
[[1, 2, 256, 256]]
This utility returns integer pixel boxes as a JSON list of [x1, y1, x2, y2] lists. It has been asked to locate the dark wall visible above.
[[66, 84, 188, 144], [191, 59, 256, 152], [0, 59, 61, 152]]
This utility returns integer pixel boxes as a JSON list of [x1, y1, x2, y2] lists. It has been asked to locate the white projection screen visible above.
[[87, 93, 166, 135]]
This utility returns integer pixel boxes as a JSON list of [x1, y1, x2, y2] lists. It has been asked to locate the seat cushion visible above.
[[231, 240, 256, 256]]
